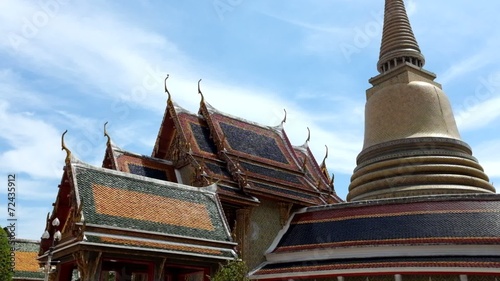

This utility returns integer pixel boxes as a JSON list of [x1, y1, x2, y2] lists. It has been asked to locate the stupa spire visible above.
[[377, 0, 425, 73], [347, 0, 495, 201]]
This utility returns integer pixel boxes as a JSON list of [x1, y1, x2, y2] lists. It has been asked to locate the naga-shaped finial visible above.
[[330, 173, 335, 187], [164, 74, 171, 102], [305, 127, 311, 143], [61, 130, 72, 164], [281, 109, 287, 125], [321, 145, 329, 167], [198, 79, 204, 104], [104, 122, 111, 145]]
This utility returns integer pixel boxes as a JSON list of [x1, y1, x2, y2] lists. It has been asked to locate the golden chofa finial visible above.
[[104, 121, 111, 145], [281, 109, 287, 125], [164, 74, 171, 103], [198, 79, 204, 104], [321, 145, 329, 167], [61, 130, 72, 164]]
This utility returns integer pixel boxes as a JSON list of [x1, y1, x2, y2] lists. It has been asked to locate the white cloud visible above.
[[456, 96, 500, 132], [0, 101, 63, 179], [439, 53, 490, 86]]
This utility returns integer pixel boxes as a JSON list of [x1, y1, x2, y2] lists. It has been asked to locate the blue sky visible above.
[[1, 0, 500, 240]]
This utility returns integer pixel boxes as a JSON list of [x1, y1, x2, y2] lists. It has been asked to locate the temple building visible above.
[[38, 0, 500, 280], [248, 0, 500, 280], [38, 84, 340, 280]]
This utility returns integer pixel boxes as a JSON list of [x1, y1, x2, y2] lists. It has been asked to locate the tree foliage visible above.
[[209, 260, 249, 281], [0, 227, 13, 281]]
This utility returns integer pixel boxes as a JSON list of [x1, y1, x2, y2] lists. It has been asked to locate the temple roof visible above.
[[13, 239, 44, 280], [250, 194, 500, 279], [41, 160, 237, 262], [251, 256, 500, 280], [103, 143, 177, 182], [152, 96, 342, 206], [75, 163, 231, 241]]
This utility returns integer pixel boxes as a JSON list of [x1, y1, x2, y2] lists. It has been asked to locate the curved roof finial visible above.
[[281, 109, 287, 125], [164, 74, 171, 102], [104, 121, 111, 145], [321, 145, 329, 166], [61, 130, 72, 164], [198, 79, 204, 104], [305, 127, 311, 143], [330, 173, 335, 187]]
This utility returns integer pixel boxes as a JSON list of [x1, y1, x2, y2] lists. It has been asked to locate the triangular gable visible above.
[[176, 112, 218, 159], [152, 100, 192, 163], [293, 145, 342, 204], [39, 157, 81, 255]]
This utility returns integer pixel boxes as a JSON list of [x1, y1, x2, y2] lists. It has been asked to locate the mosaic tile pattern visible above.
[[240, 162, 301, 185], [219, 122, 288, 164], [205, 162, 232, 178], [190, 122, 218, 154], [75, 164, 231, 242], [128, 163, 168, 181], [254, 256, 500, 276], [272, 198, 500, 252], [93, 184, 215, 231], [14, 240, 44, 279], [116, 154, 174, 182]]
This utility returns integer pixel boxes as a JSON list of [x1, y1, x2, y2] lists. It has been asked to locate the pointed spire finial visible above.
[[377, 0, 425, 73], [104, 122, 111, 145], [164, 74, 171, 103], [61, 130, 72, 164], [198, 79, 204, 104]]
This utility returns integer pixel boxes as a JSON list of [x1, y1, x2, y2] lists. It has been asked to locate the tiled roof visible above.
[[273, 195, 500, 252], [153, 99, 342, 206], [204, 161, 233, 179], [73, 163, 233, 242], [178, 113, 219, 158], [84, 235, 235, 259], [207, 112, 299, 170], [219, 122, 289, 164], [108, 146, 176, 182], [189, 120, 219, 155], [250, 195, 500, 279], [293, 145, 333, 194], [251, 256, 500, 279], [14, 239, 44, 280], [249, 182, 322, 205]]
